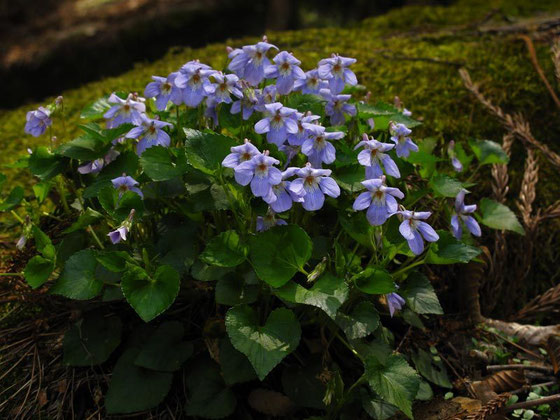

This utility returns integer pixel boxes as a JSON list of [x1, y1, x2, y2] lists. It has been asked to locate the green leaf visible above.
[[426, 231, 481, 264], [360, 388, 398, 420], [50, 249, 103, 299], [336, 301, 380, 340], [401, 272, 443, 315], [55, 135, 109, 160], [364, 354, 421, 419], [183, 129, 236, 175], [81, 95, 112, 120], [215, 276, 258, 306], [275, 273, 348, 319], [282, 360, 326, 409], [339, 212, 374, 249], [0, 186, 24, 211], [33, 181, 51, 203], [352, 267, 395, 294], [139, 146, 188, 181], [156, 223, 198, 275], [28, 147, 66, 180], [285, 93, 324, 115], [96, 250, 133, 272], [191, 260, 234, 282], [63, 208, 103, 233], [105, 347, 173, 414], [219, 337, 257, 385], [416, 380, 434, 401], [249, 225, 312, 288], [63, 311, 122, 366], [479, 198, 524, 235], [200, 230, 248, 267], [357, 102, 421, 130], [24, 256, 54, 289], [121, 264, 180, 322], [332, 164, 366, 192], [134, 321, 193, 372], [429, 174, 466, 198], [32, 225, 55, 259], [411, 349, 452, 388], [185, 358, 237, 419], [469, 139, 509, 165], [226, 305, 301, 380]]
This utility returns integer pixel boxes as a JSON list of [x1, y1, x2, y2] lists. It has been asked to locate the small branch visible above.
[[487, 364, 553, 373], [510, 381, 557, 395], [520, 35, 560, 110], [504, 393, 560, 412]]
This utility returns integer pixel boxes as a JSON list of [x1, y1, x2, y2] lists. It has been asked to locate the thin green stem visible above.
[[10, 210, 24, 224], [392, 258, 425, 278], [88, 226, 105, 250], [0, 273, 24, 277], [56, 177, 71, 215]]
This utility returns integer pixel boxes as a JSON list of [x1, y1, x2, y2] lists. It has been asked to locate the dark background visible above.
[[0, 0, 452, 109]]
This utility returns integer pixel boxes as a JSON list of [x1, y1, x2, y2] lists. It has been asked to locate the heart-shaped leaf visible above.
[[401, 272, 443, 315], [365, 354, 420, 419], [50, 249, 103, 299], [200, 230, 248, 267], [226, 305, 301, 380], [249, 225, 312, 287], [336, 301, 380, 340], [479, 198, 524, 235], [63, 311, 122, 366], [139, 146, 188, 181], [275, 273, 348, 319], [352, 267, 395, 295], [24, 255, 54, 289], [183, 129, 236, 175], [121, 264, 180, 322]]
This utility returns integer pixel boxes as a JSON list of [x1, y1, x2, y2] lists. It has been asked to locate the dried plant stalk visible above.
[[517, 149, 539, 231], [514, 283, 560, 321], [491, 134, 513, 204], [552, 38, 560, 83], [459, 68, 560, 170], [450, 393, 511, 420], [546, 335, 560, 374]]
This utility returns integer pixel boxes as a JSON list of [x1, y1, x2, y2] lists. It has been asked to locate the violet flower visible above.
[[301, 124, 344, 168], [144, 72, 183, 110], [398, 209, 439, 255], [228, 39, 278, 86], [234, 152, 282, 203], [254, 102, 298, 146], [353, 176, 404, 226], [104, 93, 146, 128], [24, 107, 52, 137], [355, 134, 400, 179], [289, 163, 340, 211], [174, 60, 215, 107], [321, 89, 356, 126], [390, 123, 418, 158], [266, 51, 305, 95], [111, 175, 143, 199], [451, 190, 481, 239], [125, 114, 173, 155], [317, 54, 357, 94]]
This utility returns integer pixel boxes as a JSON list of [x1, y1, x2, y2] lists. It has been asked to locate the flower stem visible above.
[[392, 258, 425, 278], [88, 226, 105, 249], [10, 210, 24, 224]]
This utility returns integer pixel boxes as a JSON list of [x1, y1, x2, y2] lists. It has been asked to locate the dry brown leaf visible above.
[[481, 370, 526, 393], [452, 396, 482, 412], [248, 388, 295, 417]]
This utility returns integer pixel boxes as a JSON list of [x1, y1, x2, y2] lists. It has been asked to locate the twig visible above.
[[487, 364, 553, 373], [504, 393, 560, 412], [520, 35, 560, 110], [510, 381, 557, 395], [486, 329, 543, 360]]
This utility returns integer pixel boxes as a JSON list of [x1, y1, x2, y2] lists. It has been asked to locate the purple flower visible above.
[[174, 60, 215, 107], [269, 167, 305, 213], [254, 102, 298, 146], [209, 72, 243, 104], [255, 85, 278, 112], [353, 176, 404, 226], [355, 134, 400, 179], [447, 140, 463, 172], [144, 73, 183, 110], [256, 212, 287, 232], [398, 209, 439, 255], [231, 88, 258, 120], [289, 163, 340, 211], [266, 51, 305, 95], [317, 54, 357, 94], [288, 112, 320, 146], [451, 190, 481, 239], [25, 107, 52, 137], [294, 69, 328, 95], [390, 123, 418, 158], [278, 144, 300, 168], [78, 149, 119, 175], [222, 140, 261, 184], [234, 152, 282, 203], [301, 124, 344, 168], [402, 108, 412, 117], [387, 292, 405, 317], [228, 40, 278, 86], [108, 226, 128, 244], [112, 175, 143, 198], [104, 93, 146, 128], [125, 114, 173, 155], [321, 89, 357, 126], [16, 235, 26, 250]]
